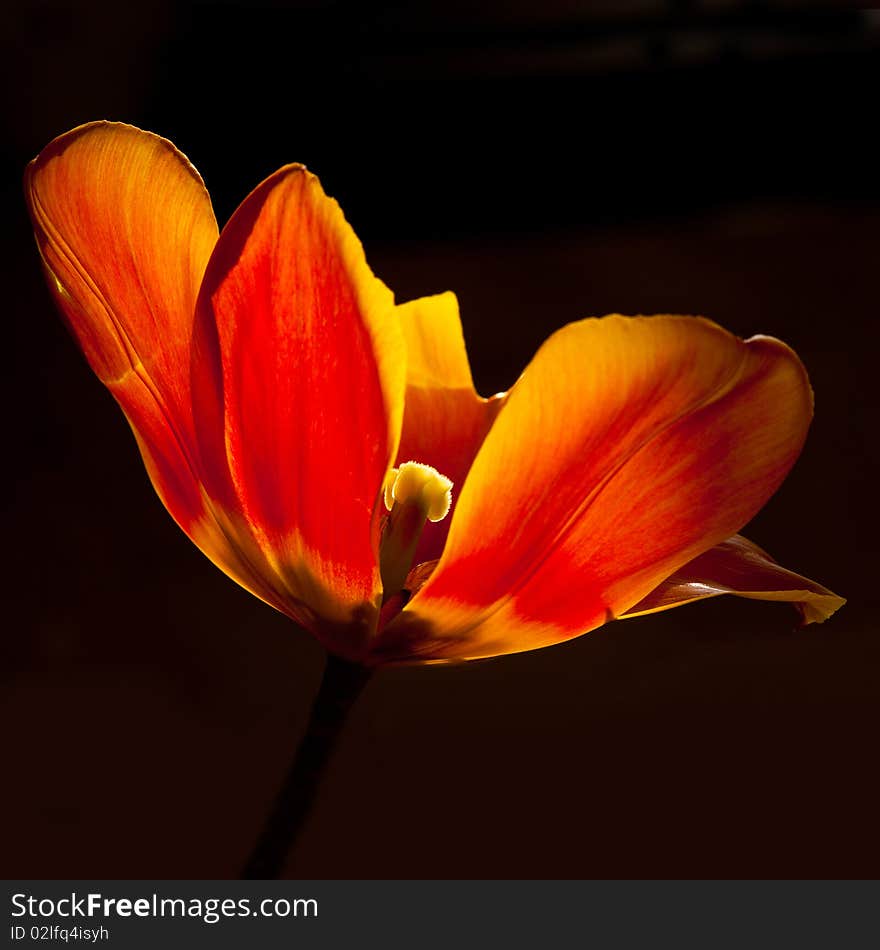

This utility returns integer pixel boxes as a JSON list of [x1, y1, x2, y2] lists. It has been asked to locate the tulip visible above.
[[25, 122, 843, 875]]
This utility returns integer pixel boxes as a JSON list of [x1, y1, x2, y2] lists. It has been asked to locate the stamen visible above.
[[384, 461, 452, 521], [380, 461, 452, 603]]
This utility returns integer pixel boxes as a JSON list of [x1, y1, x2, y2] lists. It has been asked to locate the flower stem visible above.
[[241, 653, 372, 879]]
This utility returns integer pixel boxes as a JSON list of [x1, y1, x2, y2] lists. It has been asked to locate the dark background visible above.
[[2, 0, 878, 878]]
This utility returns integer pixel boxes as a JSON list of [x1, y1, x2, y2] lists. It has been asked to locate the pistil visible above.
[[379, 461, 452, 603]]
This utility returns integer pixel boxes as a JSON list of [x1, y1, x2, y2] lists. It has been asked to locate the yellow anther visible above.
[[383, 461, 452, 523], [379, 461, 453, 603]]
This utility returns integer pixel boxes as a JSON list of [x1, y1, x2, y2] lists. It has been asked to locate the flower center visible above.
[[379, 461, 452, 603]]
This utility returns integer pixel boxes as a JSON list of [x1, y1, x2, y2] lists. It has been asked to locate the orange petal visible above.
[[374, 315, 813, 662], [191, 166, 405, 656], [395, 292, 504, 564], [620, 534, 844, 624], [25, 122, 217, 396], [26, 123, 296, 609]]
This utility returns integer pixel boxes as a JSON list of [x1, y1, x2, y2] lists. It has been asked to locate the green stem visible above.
[[241, 653, 372, 879]]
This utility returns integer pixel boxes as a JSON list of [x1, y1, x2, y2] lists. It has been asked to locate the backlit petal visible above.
[[620, 535, 844, 624], [192, 166, 406, 656], [396, 292, 504, 564], [375, 315, 813, 662], [24, 123, 272, 596]]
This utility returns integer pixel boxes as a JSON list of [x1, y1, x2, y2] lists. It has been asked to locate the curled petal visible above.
[[192, 166, 406, 656], [375, 315, 814, 662], [620, 535, 844, 624]]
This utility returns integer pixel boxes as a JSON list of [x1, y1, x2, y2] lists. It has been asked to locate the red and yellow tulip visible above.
[[25, 122, 843, 664]]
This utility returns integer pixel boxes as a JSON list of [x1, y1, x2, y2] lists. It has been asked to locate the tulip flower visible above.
[[26, 122, 843, 876], [25, 121, 842, 665]]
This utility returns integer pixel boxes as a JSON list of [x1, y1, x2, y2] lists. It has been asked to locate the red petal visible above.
[[375, 315, 814, 662], [395, 292, 504, 564], [621, 535, 844, 624], [24, 123, 280, 601], [191, 166, 406, 655]]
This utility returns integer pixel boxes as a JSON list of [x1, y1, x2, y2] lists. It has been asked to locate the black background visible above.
[[2, 0, 878, 878]]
